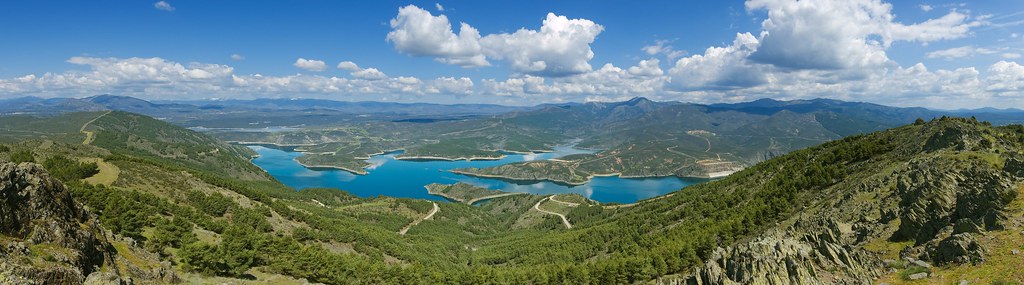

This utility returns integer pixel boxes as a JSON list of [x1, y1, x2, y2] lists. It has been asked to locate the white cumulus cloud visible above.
[[667, 33, 768, 91], [627, 59, 663, 77], [427, 77, 474, 95], [351, 68, 388, 80], [336, 61, 388, 80], [479, 13, 604, 76], [481, 59, 666, 98], [0, 56, 479, 100], [386, 5, 488, 67], [0, 55, 1022, 108], [387, 5, 604, 76], [746, 0, 982, 70], [986, 60, 1024, 93], [337, 61, 360, 71], [293, 58, 327, 72]]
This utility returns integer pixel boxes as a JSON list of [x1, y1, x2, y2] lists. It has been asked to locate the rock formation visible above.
[[0, 162, 118, 284], [674, 121, 1023, 284]]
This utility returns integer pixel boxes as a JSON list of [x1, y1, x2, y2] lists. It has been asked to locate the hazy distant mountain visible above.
[[163, 97, 530, 115], [0, 95, 529, 117], [2, 95, 1023, 128]]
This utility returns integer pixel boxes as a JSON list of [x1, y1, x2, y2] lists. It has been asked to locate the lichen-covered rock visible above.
[[923, 233, 985, 265]]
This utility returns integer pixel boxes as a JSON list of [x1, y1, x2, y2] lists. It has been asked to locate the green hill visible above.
[[0, 112, 1022, 284], [84, 111, 268, 180]]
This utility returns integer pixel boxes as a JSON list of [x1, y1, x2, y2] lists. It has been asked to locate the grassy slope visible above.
[[87, 111, 268, 180]]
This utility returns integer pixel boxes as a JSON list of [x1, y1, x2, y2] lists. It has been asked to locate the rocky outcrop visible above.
[[0, 162, 125, 284], [674, 120, 1024, 284], [922, 124, 983, 152], [682, 219, 882, 285], [1004, 156, 1024, 177], [893, 158, 1016, 243], [923, 233, 984, 265]]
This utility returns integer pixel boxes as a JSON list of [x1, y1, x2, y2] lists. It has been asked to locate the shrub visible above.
[[145, 217, 198, 254], [9, 149, 34, 163], [42, 156, 99, 181], [187, 190, 236, 217]]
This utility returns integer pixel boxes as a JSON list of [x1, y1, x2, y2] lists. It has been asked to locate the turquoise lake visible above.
[[248, 145, 704, 204]]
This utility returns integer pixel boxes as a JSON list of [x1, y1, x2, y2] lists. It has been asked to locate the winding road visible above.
[[399, 202, 439, 235], [534, 196, 572, 229], [466, 192, 528, 205], [601, 193, 676, 209], [80, 111, 111, 145], [547, 195, 581, 206]]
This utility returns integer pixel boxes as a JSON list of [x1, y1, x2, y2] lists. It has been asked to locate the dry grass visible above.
[[81, 157, 119, 186]]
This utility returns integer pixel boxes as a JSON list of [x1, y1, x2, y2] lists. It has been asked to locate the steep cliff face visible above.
[[672, 120, 1024, 284], [0, 162, 115, 284]]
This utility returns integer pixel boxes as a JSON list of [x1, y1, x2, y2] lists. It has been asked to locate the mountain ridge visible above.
[[4, 94, 1024, 118]]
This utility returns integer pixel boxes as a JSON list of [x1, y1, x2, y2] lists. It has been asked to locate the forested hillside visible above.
[[0, 112, 1022, 284]]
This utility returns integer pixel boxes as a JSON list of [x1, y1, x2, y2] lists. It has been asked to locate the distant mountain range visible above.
[[0, 95, 531, 123], [3, 95, 1023, 125]]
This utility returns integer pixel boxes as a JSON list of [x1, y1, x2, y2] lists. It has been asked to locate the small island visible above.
[[294, 153, 371, 175], [425, 182, 527, 205]]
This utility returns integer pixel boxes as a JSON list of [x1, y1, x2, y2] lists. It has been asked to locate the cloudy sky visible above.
[[1, 0, 1022, 109]]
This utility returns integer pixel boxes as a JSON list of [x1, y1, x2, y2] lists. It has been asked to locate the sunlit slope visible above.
[[84, 111, 268, 180]]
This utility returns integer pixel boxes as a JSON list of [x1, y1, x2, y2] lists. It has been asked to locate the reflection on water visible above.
[[248, 145, 704, 204]]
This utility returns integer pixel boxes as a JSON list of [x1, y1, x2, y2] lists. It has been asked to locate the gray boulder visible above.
[[924, 233, 985, 265]]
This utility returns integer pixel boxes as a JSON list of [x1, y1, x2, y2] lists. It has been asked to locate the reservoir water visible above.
[[248, 145, 704, 204]]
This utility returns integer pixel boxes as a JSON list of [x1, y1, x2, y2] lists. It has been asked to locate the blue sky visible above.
[[1, 0, 1022, 108]]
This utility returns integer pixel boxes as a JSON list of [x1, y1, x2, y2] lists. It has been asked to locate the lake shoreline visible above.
[[449, 169, 720, 186], [246, 144, 699, 204], [396, 155, 507, 161]]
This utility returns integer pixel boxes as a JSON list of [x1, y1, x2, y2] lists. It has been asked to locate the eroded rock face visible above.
[[682, 219, 881, 285], [0, 162, 113, 284], [894, 159, 1017, 244]]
